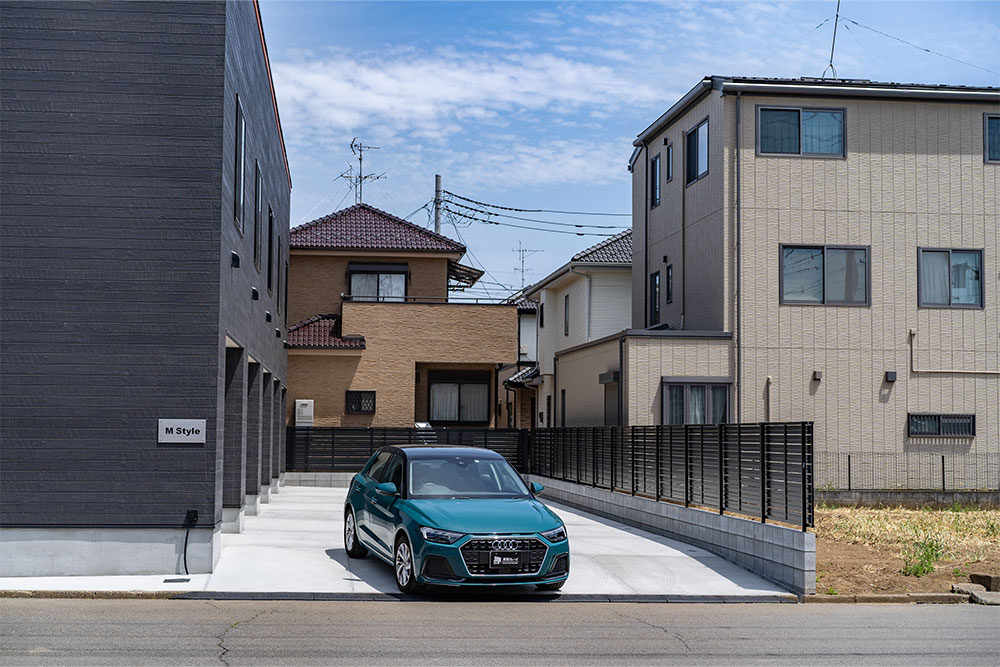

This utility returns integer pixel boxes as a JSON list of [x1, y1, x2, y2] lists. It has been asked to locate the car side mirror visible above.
[[375, 482, 398, 496], [529, 482, 544, 494]]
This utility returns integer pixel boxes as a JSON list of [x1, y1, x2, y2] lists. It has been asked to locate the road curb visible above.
[[0, 590, 797, 603], [805, 593, 967, 604]]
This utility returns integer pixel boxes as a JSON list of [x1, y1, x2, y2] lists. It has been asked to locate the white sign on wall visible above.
[[158, 419, 207, 444]]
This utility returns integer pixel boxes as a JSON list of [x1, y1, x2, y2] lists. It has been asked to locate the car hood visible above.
[[406, 497, 562, 535]]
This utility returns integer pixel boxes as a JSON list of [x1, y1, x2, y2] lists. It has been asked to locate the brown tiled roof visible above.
[[572, 229, 632, 263], [287, 315, 365, 349], [290, 203, 466, 253]]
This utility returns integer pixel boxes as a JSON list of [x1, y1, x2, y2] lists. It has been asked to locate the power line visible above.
[[443, 190, 630, 217], [404, 200, 433, 221], [444, 207, 616, 237], [840, 16, 1000, 77], [445, 198, 627, 229]]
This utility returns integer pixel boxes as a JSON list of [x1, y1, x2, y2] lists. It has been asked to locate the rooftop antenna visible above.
[[338, 138, 385, 204], [513, 241, 542, 289], [822, 0, 842, 79]]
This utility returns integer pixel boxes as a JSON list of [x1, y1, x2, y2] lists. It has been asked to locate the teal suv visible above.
[[344, 446, 570, 593]]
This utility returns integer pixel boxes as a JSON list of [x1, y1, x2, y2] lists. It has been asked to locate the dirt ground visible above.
[[814, 506, 1000, 595]]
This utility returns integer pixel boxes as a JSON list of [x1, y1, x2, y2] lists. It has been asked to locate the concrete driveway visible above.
[[0, 486, 789, 598]]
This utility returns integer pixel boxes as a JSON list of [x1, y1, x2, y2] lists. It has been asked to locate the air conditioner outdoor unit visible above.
[[295, 399, 314, 427]]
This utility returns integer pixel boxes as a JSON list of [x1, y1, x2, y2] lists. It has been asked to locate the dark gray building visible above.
[[1, 0, 291, 575]]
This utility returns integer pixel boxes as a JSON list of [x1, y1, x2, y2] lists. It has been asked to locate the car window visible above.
[[365, 451, 392, 482], [381, 454, 403, 489], [408, 454, 530, 499]]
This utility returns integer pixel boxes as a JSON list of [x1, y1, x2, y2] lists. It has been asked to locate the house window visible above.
[[908, 414, 975, 437], [233, 95, 245, 233], [267, 207, 274, 292], [685, 119, 709, 185], [429, 380, 489, 423], [349, 263, 407, 302], [560, 389, 566, 427], [345, 390, 376, 414], [780, 245, 869, 305], [663, 381, 730, 425], [759, 107, 844, 157], [539, 302, 544, 328], [665, 265, 673, 303], [918, 248, 983, 308], [276, 238, 283, 313], [283, 261, 289, 324], [563, 295, 569, 336], [253, 162, 262, 269], [665, 143, 673, 182], [650, 154, 661, 208], [649, 271, 660, 325], [985, 114, 999, 163]]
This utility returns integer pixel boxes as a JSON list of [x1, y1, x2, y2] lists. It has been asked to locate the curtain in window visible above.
[[350, 273, 378, 301], [688, 386, 706, 424], [760, 109, 799, 154], [825, 248, 867, 303], [379, 273, 406, 302], [460, 383, 489, 422], [430, 383, 459, 421], [667, 386, 684, 425], [782, 247, 824, 302], [802, 110, 843, 155], [988, 116, 1000, 161], [919, 251, 950, 305], [951, 251, 981, 305], [711, 386, 728, 424]]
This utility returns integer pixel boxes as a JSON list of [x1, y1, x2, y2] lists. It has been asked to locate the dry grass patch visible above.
[[816, 505, 1000, 568]]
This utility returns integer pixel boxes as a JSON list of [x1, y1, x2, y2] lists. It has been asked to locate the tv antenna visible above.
[[337, 138, 385, 204], [822, 0, 842, 79], [513, 241, 543, 289]]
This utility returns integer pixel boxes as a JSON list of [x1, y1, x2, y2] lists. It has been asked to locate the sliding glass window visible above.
[[759, 106, 844, 157], [780, 245, 869, 305]]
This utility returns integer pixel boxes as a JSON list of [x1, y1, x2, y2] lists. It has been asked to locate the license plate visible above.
[[490, 551, 521, 567]]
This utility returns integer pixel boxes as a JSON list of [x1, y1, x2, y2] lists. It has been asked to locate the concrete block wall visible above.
[[527, 475, 816, 595], [284, 472, 355, 487]]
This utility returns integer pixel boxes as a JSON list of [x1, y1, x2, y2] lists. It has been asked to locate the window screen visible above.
[[760, 107, 843, 156], [345, 390, 376, 414], [781, 245, 868, 305]]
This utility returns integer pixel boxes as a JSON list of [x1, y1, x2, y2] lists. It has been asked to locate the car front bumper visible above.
[[412, 532, 570, 586]]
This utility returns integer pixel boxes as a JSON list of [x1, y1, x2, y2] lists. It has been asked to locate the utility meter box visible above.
[[295, 399, 314, 427]]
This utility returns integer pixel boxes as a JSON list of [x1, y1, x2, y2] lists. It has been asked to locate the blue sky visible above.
[[258, 1, 999, 296]]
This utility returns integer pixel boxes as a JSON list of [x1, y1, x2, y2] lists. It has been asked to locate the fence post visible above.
[[630, 428, 636, 496], [655, 425, 662, 501], [718, 424, 725, 515], [592, 427, 598, 488], [801, 421, 808, 532], [759, 422, 767, 523], [783, 422, 789, 523], [610, 428, 617, 491], [683, 424, 690, 507], [941, 455, 946, 491], [847, 453, 852, 491]]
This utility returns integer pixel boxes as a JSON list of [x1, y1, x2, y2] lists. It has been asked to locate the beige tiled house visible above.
[[619, 76, 999, 491], [285, 204, 517, 427]]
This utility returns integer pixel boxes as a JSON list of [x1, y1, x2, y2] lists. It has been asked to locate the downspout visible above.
[[642, 143, 649, 329], [570, 266, 593, 341], [680, 130, 687, 330], [618, 335, 625, 426], [553, 353, 558, 427], [735, 90, 743, 422]]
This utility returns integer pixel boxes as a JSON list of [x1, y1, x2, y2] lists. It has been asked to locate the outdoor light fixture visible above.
[[265, 311, 272, 322], [251, 288, 259, 301], [885, 371, 897, 382], [230, 252, 240, 268], [275, 328, 281, 338], [812, 370, 823, 381]]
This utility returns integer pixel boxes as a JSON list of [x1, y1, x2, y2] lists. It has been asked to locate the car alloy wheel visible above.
[[394, 537, 422, 593], [344, 508, 367, 559]]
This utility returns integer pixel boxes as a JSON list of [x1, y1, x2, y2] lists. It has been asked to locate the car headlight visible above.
[[541, 525, 567, 543], [419, 526, 465, 544]]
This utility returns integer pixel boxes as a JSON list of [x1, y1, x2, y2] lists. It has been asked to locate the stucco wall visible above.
[[557, 338, 621, 426]]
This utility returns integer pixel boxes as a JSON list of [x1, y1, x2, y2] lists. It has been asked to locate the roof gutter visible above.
[[524, 261, 630, 298], [719, 81, 1000, 103], [634, 77, 718, 147]]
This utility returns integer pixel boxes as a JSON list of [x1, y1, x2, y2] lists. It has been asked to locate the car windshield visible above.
[[407, 454, 530, 499]]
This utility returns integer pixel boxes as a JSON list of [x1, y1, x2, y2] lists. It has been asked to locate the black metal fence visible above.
[[531, 423, 813, 529], [287, 421, 814, 528], [286, 427, 529, 472]]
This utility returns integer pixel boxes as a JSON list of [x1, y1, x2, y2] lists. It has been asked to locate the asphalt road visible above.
[[1, 599, 997, 665]]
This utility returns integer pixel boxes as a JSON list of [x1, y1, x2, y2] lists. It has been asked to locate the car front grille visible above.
[[460, 537, 546, 575]]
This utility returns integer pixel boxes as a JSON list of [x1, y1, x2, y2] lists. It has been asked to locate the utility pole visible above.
[[513, 241, 542, 289], [337, 138, 385, 204], [434, 174, 442, 235]]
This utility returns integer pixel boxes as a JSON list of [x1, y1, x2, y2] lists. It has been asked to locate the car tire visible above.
[[536, 581, 565, 591], [394, 535, 423, 594], [344, 507, 368, 559]]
